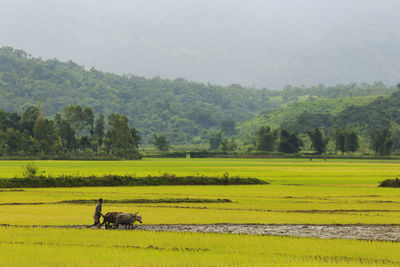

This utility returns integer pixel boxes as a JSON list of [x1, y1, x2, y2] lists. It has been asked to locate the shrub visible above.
[[379, 178, 400, 187], [0, 174, 268, 188], [22, 162, 44, 178]]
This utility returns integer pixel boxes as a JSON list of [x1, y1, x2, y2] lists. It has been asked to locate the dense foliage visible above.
[[239, 89, 400, 152], [256, 126, 278, 152], [335, 130, 359, 154], [2, 46, 400, 152], [0, 174, 267, 188], [278, 129, 303, 153], [307, 129, 329, 154], [369, 128, 394, 156], [2, 47, 397, 146], [0, 105, 141, 159], [379, 178, 400, 188], [0, 47, 274, 144]]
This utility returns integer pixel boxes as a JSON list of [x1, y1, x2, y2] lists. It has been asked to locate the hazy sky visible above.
[[1, 0, 400, 89]]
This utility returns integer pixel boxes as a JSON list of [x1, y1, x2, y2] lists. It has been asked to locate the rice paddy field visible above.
[[1, 158, 400, 266]]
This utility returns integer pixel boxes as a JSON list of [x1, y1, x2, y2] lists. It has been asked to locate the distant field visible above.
[[0, 158, 398, 184], [1, 158, 400, 265]]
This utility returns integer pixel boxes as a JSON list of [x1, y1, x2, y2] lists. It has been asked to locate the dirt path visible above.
[[136, 224, 400, 242], [3, 223, 400, 242]]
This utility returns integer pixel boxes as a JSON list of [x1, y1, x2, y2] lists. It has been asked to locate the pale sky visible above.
[[1, 0, 399, 89]]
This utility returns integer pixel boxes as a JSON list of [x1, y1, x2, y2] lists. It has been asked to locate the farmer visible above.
[[88, 198, 103, 228]]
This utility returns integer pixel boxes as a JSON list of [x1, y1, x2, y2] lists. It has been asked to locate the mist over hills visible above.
[[1, 0, 400, 88]]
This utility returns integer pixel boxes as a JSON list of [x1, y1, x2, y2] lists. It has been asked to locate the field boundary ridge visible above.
[[0, 174, 268, 188]]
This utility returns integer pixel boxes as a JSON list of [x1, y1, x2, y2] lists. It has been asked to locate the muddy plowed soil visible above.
[[3, 223, 400, 242], [136, 224, 400, 241]]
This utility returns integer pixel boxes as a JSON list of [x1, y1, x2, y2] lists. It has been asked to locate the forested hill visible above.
[[0, 47, 274, 143], [238, 96, 380, 139], [335, 91, 400, 138], [239, 90, 400, 151], [0, 47, 397, 145]]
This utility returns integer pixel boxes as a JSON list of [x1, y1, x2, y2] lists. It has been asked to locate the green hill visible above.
[[1, 46, 397, 149], [238, 92, 400, 151], [239, 96, 380, 134], [0, 47, 275, 144], [334, 92, 400, 150]]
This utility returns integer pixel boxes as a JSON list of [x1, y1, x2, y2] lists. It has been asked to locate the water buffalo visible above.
[[100, 212, 123, 229], [114, 212, 142, 229]]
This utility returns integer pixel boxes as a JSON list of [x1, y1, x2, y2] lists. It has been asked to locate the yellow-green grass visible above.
[[3, 184, 400, 203], [0, 158, 398, 184], [2, 203, 400, 225], [1, 158, 400, 266], [1, 184, 400, 225], [1, 227, 400, 266]]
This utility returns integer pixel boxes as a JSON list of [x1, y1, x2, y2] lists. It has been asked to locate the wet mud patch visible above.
[[132, 224, 400, 242], [3, 224, 400, 242]]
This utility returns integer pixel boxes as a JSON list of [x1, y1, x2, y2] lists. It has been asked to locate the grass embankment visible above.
[[0, 174, 266, 188]]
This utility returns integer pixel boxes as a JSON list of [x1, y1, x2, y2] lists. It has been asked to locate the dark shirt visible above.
[[94, 202, 102, 217]]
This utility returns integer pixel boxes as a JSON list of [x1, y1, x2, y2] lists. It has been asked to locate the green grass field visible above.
[[1, 158, 398, 184], [2, 227, 400, 266], [1, 158, 400, 266]]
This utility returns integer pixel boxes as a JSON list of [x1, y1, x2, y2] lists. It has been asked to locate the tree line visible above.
[[0, 103, 395, 157], [207, 126, 393, 156], [0, 105, 141, 159], [256, 127, 393, 155]]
